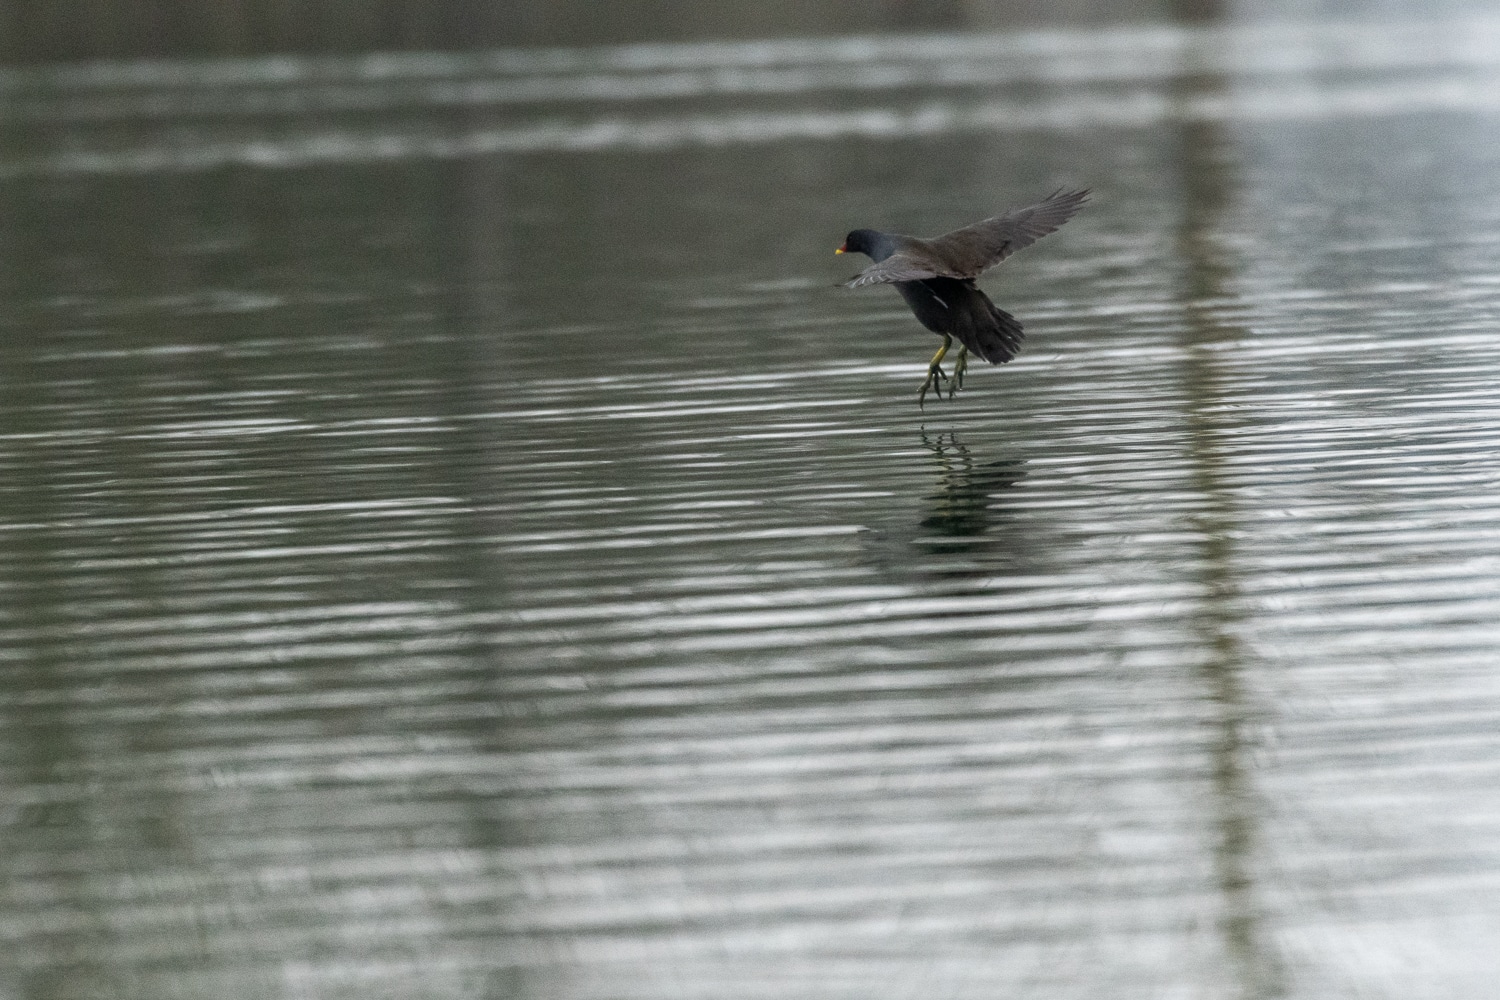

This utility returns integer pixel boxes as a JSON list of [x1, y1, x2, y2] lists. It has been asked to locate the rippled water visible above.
[[7, 15, 1500, 1000]]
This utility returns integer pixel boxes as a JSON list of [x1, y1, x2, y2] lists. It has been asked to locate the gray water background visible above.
[[6, 8, 1500, 1000]]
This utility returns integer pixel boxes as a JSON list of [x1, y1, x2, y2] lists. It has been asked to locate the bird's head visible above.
[[836, 229, 898, 262], [834, 229, 876, 256]]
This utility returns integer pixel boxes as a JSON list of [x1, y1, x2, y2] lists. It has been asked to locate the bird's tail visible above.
[[954, 288, 1025, 364]]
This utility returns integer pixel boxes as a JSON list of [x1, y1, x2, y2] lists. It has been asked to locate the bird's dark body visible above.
[[894, 277, 1023, 364]]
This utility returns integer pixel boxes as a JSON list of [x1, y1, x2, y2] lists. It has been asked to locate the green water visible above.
[[6, 16, 1500, 1000]]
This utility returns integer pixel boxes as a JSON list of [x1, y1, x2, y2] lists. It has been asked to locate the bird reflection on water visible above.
[[917, 430, 1027, 546], [912, 428, 1032, 563], [861, 430, 1032, 584]]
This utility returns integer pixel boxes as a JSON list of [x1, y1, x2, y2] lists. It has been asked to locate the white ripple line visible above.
[[7, 75, 1500, 177]]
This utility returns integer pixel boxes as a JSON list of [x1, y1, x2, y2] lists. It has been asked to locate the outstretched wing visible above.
[[928, 188, 1090, 279], [843, 247, 965, 289]]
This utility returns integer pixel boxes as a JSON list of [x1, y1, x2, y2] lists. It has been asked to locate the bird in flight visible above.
[[837, 188, 1089, 407]]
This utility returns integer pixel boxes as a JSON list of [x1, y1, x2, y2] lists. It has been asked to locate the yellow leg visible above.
[[949, 346, 969, 399], [918, 334, 952, 408]]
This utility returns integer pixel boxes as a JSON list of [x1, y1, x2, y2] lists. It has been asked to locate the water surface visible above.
[[6, 15, 1500, 1000]]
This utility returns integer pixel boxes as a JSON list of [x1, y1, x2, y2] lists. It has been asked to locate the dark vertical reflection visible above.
[[0, 182, 91, 1000], [0, 159, 519, 990], [430, 149, 530, 854], [1172, 70, 1287, 999]]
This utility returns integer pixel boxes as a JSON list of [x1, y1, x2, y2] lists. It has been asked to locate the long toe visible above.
[[918, 365, 950, 408], [918, 372, 936, 408]]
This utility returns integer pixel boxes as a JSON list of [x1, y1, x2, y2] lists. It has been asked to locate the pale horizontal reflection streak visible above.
[[0, 498, 462, 531], [4, 818, 1200, 897], [88, 725, 1216, 800], [11, 75, 1500, 177], [498, 587, 1200, 641], [7, 17, 1500, 111], [5, 588, 1207, 677]]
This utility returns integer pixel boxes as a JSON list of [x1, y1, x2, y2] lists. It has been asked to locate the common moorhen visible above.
[[837, 188, 1088, 406]]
